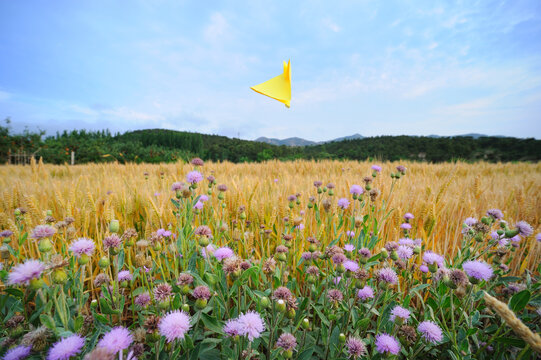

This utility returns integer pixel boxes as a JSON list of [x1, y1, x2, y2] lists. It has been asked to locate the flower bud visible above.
[[390, 250, 398, 261], [308, 244, 317, 252], [413, 246, 421, 254], [182, 303, 190, 313], [307, 275, 317, 284], [109, 220, 120, 233], [505, 229, 519, 238], [302, 318, 310, 329], [198, 236, 210, 247], [282, 350, 293, 358], [207, 190, 212, 195], [355, 279, 364, 289], [496, 230, 504, 236], [336, 264, 345, 273], [481, 217, 491, 225], [181, 285, 191, 295], [120, 281, 128, 288], [53, 269, 68, 284], [46, 210, 53, 216], [428, 263, 438, 273], [195, 298, 207, 310], [218, 192, 225, 200], [339, 333, 346, 343], [286, 308, 296, 319], [276, 299, 286, 312], [276, 253, 287, 262], [158, 299, 170, 310], [152, 242, 162, 252], [307, 202, 313, 209], [38, 239, 53, 253], [328, 189, 334, 196], [380, 248, 389, 259], [260, 296, 270, 308], [91, 299, 98, 309], [30, 278, 45, 290], [14, 208, 21, 216], [98, 256, 110, 269]]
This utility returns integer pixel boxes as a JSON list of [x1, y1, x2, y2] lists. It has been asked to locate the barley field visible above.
[[1, 159, 539, 272]]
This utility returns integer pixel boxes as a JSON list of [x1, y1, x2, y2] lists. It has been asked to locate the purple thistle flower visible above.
[[498, 238, 510, 247], [398, 238, 414, 247], [463, 260, 493, 281], [371, 165, 381, 172], [333, 276, 342, 285], [464, 217, 478, 226], [389, 305, 411, 323], [156, 229, 172, 237], [337, 198, 350, 210], [69, 238, 95, 257], [214, 247, 234, 261], [201, 244, 216, 258], [193, 286, 211, 300], [346, 336, 367, 358], [332, 253, 347, 265], [199, 194, 209, 202], [276, 333, 297, 351], [31, 225, 56, 239], [515, 221, 533, 237], [423, 251, 444, 267], [417, 320, 443, 343], [103, 234, 121, 250], [358, 248, 371, 258], [419, 264, 429, 273], [159, 311, 192, 342], [536, 233, 541, 242], [400, 223, 411, 230], [117, 270, 132, 282], [8, 260, 45, 285], [97, 327, 133, 354], [237, 311, 265, 341], [193, 201, 204, 210], [511, 235, 521, 243], [171, 182, 184, 191], [375, 333, 400, 355], [346, 230, 355, 238], [47, 334, 85, 360], [487, 209, 504, 220], [327, 289, 344, 302], [357, 286, 375, 301], [397, 245, 413, 260], [186, 171, 203, 184], [2, 345, 32, 360], [223, 319, 242, 337], [377, 267, 398, 285], [350, 185, 364, 196], [344, 260, 359, 272], [0, 230, 13, 237], [344, 244, 355, 252], [195, 225, 213, 237], [404, 213, 414, 220], [135, 293, 151, 308], [301, 252, 312, 260], [396, 165, 407, 174], [190, 157, 204, 166]]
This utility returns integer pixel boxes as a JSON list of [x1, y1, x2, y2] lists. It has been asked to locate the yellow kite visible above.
[[251, 60, 291, 108]]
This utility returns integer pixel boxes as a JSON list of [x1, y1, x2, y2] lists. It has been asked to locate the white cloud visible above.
[[322, 18, 341, 32], [204, 12, 230, 43]]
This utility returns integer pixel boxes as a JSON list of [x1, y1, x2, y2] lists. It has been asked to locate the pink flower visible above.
[[237, 311, 265, 341], [31, 225, 56, 239], [97, 327, 133, 354], [69, 238, 95, 257], [8, 260, 45, 285], [159, 311, 192, 342], [214, 247, 234, 261]]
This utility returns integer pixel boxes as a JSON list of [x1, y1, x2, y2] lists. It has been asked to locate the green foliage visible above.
[[2, 123, 540, 164]]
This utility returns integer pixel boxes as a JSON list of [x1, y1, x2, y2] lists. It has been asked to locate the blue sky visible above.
[[1, 0, 540, 140]]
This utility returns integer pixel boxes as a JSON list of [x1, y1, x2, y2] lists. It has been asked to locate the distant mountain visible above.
[[256, 133, 364, 146], [255, 136, 317, 146]]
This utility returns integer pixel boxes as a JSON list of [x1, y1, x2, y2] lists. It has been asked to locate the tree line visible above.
[[1, 120, 539, 164]]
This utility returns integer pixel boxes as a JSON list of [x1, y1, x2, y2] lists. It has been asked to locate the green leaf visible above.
[[4, 288, 24, 298], [40, 314, 56, 330], [200, 312, 223, 334], [509, 290, 530, 312], [74, 316, 84, 332], [297, 348, 314, 360], [494, 336, 525, 347], [99, 298, 119, 315]]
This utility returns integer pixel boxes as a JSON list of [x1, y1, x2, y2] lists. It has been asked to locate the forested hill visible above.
[[2, 125, 540, 164]]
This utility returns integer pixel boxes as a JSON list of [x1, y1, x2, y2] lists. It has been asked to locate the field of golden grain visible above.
[[0, 159, 540, 273]]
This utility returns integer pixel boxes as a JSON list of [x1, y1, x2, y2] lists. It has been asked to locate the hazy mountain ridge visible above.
[[258, 133, 510, 146]]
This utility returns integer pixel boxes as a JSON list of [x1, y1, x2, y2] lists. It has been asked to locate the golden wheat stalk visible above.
[[483, 291, 541, 354]]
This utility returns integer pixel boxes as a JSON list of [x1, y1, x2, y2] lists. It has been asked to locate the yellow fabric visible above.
[[251, 60, 291, 108]]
